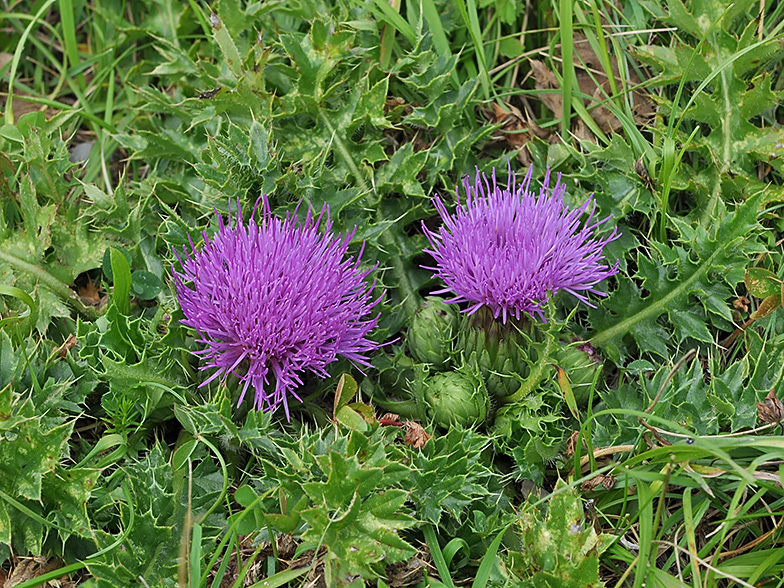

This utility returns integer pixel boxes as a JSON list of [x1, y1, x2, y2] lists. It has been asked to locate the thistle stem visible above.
[[498, 333, 554, 403], [367, 395, 422, 420], [379, 231, 419, 319]]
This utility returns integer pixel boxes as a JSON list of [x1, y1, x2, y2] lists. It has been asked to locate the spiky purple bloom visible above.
[[423, 166, 619, 322], [172, 198, 380, 418]]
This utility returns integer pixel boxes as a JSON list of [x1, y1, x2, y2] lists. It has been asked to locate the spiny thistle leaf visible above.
[[0, 331, 97, 559], [632, 0, 784, 202], [196, 120, 279, 196], [506, 481, 609, 587], [301, 486, 415, 587], [257, 428, 416, 586], [0, 137, 105, 330], [593, 332, 784, 446], [588, 193, 763, 362], [84, 445, 225, 588], [407, 428, 499, 527]]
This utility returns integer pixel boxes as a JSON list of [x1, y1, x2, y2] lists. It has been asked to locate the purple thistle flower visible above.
[[172, 197, 380, 418], [423, 166, 619, 322]]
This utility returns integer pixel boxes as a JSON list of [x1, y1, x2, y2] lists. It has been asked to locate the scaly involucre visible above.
[[173, 198, 379, 418], [423, 166, 619, 322]]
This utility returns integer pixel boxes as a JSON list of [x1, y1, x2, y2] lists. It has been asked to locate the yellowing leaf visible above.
[[745, 267, 781, 298]]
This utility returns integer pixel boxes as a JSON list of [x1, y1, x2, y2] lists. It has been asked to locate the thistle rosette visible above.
[[423, 166, 619, 322], [172, 197, 380, 418]]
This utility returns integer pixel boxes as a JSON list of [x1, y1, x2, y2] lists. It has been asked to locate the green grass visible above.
[[1, 0, 784, 587]]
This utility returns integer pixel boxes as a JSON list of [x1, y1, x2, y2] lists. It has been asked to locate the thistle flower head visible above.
[[423, 166, 619, 322], [173, 197, 379, 418]]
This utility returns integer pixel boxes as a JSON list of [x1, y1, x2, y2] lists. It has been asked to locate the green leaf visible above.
[[750, 294, 782, 321], [301, 488, 416, 587], [407, 429, 499, 526], [336, 405, 369, 431], [0, 284, 36, 336], [333, 372, 359, 416], [109, 248, 132, 315], [507, 481, 610, 586], [85, 445, 220, 588], [0, 387, 76, 557], [102, 246, 132, 283], [745, 267, 781, 298], [115, 129, 199, 163], [0, 417, 73, 502], [80, 182, 115, 210], [405, 79, 477, 130], [248, 566, 309, 588], [233, 485, 257, 508], [41, 467, 99, 542], [48, 214, 107, 284], [472, 525, 507, 588], [557, 367, 579, 420], [631, 0, 784, 206], [196, 121, 278, 196], [259, 428, 416, 585], [77, 304, 146, 365], [131, 270, 163, 300], [589, 194, 763, 361], [0, 164, 102, 327], [99, 355, 183, 399], [710, 357, 757, 431], [172, 438, 199, 471], [0, 124, 24, 144], [211, 13, 243, 79]]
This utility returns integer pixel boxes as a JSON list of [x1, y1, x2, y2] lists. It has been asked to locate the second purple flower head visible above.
[[423, 166, 619, 322]]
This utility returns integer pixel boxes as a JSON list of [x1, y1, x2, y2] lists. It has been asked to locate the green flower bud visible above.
[[457, 306, 555, 401], [407, 296, 459, 369], [553, 340, 602, 405], [424, 364, 489, 428]]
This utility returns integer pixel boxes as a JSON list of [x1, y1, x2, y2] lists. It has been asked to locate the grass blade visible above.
[[58, 0, 81, 85], [454, 0, 491, 99], [558, 0, 575, 138], [423, 523, 456, 588], [190, 522, 203, 588], [682, 488, 701, 587], [420, 0, 459, 88], [246, 566, 309, 588], [209, 533, 237, 588], [471, 526, 506, 588], [368, 0, 417, 46], [4, 0, 57, 124]]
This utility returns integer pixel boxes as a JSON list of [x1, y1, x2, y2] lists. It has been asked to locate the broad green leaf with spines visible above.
[[0, 331, 96, 558], [249, 427, 416, 585], [407, 428, 499, 527], [593, 332, 784, 447], [0, 125, 106, 330], [85, 446, 180, 587], [301, 481, 415, 586], [632, 0, 784, 203], [506, 481, 609, 587], [589, 193, 764, 362]]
